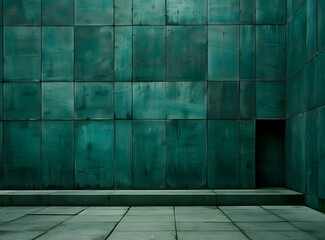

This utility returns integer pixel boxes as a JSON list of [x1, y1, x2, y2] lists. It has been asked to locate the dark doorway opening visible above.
[[256, 120, 285, 187]]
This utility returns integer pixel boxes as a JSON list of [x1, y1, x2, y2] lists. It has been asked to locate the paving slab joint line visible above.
[[104, 206, 131, 240]]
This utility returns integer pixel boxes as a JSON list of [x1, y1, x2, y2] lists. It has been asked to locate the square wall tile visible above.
[[133, 120, 166, 189], [256, 81, 285, 119], [133, 27, 165, 81], [240, 25, 255, 80], [0, 85, 2, 119], [166, 82, 206, 119], [114, 0, 132, 25], [134, 0, 165, 25], [208, 0, 239, 24], [167, 26, 206, 81], [133, 82, 165, 119], [75, 83, 113, 119], [114, 83, 132, 119], [167, 0, 206, 25], [240, 81, 255, 119], [256, 25, 285, 80], [4, 0, 40, 25], [4, 27, 41, 81], [42, 83, 74, 119], [115, 120, 132, 189], [75, 121, 114, 188], [42, 27, 74, 81], [75, 27, 113, 81], [114, 27, 132, 81], [4, 121, 41, 189], [256, 0, 285, 24], [240, 0, 255, 24], [208, 82, 239, 119], [75, 0, 113, 25], [42, 0, 74, 25], [316, 51, 325, 106], [42, 121, 74, 189], [167, 120, 207, 188], [4, 83, 40, 120], [208, 26, 239, 81], [208, 120, 239, 188]]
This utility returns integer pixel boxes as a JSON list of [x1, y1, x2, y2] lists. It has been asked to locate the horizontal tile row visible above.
[[0, 0, 285, 26], [0, 120, 255, 189], [0, 81, 285, 120], [0, 25, 285, 82]]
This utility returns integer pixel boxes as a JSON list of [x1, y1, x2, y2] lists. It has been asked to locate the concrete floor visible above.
[[0, 206, 324, 240]]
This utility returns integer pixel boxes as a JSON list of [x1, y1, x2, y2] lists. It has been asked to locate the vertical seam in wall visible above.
[[238, 0, 241, 188], [1, 0, 4, 189], [40, 0, 43, 190], [131, 0, 134, 189], [254, 0, 257, 187], [165, 0, 168, 189], [113, 0, 116, 190], [73, 0, 76, 189], [206, 0, 209, 189]]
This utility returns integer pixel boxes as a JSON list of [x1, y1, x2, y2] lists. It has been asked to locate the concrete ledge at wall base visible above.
[[0, 188, 303, 206]]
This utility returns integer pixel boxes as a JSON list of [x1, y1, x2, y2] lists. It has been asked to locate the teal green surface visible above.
[[208, 120, 239, 188], [287, 67, 307, 117], [4, 121, 41, 189], [42, 0, 74, 25], [0, 85, 2, 119], [75, 121, 114, 189], [316, 51, 325, 106], [166, 82, 206, 119], [133, 121, 166, 189], [256, 81, 285, 119], [291, 1, 306, 74], [75, 27, 113, 81], [0, 122, 2, 188], [208, 82, 239, 119], [167, 0, 206, 25], [306, 110, 318, 196], [114, 0, 132, 25], [318, 0, 325, 51], [240, 0, 255, 23], [287, 0, 304, 18], [133, 27, 165, 81], [114, 27, 132, 81], [75, 0, 113, 25], [4, 83, 40, 120], [115, 121, 132, 189], [0, 28, 2, 82], [3, 0, 40, 25], [240, 82, 255, 119], [256, 25, 285, 80], [256, 0, 285, 24], [208, 0, 239, 24], [133, 82, 165, 119], [167, 120, 206, 188], [318, 106, 325, 198], [208, 26, 239, 81], [240, 26, 255, 80], [306, 59, 317, 110], [240, 120, 255, 188], [42, 121, 74, 189], [4, 27, 41, 81], [42, 83, 74, 119], [42, 27, 74, 81], [306, 0, 316, 60], [114, 83, 132, 119], [75, 83, 113, 119], [167, 26, 206, 81], [134, 0, 165, 25]]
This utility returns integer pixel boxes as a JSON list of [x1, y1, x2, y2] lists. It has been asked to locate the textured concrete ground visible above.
[[0, 205, 324, 240]]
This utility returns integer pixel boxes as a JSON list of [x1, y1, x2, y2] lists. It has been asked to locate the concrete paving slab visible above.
[[31, 206, 86, 215], [176, 222, 238, 231], [236, 221, 300, 231], [115, 221, 175, 231], [107, 231, 177, 240], [244, 230, 318, 240], [178, 231, 249, 240], [0, 231, 44, 240]]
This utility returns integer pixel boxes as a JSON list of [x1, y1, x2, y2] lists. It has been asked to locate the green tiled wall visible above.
[[0, 0, 286, 189], [285, 0, 325, 210]]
